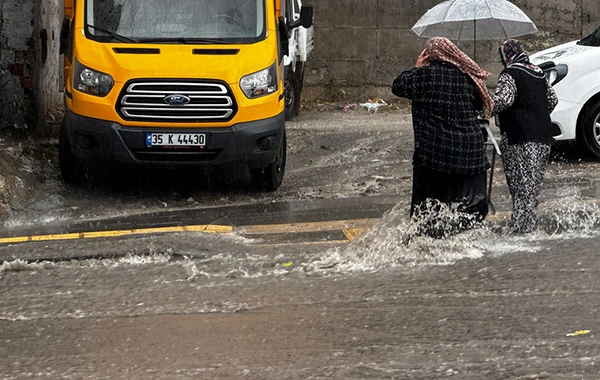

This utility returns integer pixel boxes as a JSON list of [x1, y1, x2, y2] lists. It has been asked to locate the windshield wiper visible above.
[[137, 37, 227, 44], [85, 24, 138, 43]]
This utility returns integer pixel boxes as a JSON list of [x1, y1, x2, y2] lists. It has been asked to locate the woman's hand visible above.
[[416, 49, 430, 67]]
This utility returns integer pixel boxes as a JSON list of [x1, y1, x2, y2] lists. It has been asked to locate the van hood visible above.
[[78, 39, 278, 86], [530, 40, 598, 64]]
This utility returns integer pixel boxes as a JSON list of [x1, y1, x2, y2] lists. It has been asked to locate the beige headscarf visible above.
[[423, 37, 494, 118]]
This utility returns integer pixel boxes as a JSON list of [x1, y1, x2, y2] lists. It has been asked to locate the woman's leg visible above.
[[501, 138, 550, 233], [517, 142, 551, 232]]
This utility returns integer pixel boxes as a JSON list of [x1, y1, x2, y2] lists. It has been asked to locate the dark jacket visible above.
[[392, 61, 489, 175], [497, 67, 555, 145]]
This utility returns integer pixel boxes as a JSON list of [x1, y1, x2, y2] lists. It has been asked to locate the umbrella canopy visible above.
[[412, 0, 538, 41]]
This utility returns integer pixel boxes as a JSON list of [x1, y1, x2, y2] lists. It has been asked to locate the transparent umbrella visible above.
[[411, 0, 538, 60]]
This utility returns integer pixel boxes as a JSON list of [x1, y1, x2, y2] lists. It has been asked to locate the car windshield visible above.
[[85, 0, 265, 43], [578, 24, 600, 46]]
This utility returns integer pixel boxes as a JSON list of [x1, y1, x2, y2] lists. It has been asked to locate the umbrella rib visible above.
[[441, 0, 454, 21], [482, 0, 493, 19]]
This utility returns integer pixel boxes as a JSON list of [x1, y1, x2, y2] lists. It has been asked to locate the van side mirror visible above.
[[59, 16, 73, 59], [289, 4, 313, 30], [278, 16, 290, 60]]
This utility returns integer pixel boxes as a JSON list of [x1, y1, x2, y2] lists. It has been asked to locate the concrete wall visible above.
[[0, 0, 599, 131], [303, 0, 600, 101]]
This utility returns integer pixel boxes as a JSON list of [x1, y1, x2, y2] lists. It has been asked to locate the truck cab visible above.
[[59, 0, 313, 190]]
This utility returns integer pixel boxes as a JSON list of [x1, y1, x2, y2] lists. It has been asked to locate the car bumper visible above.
[[550, 98, 582, 141], [62, 110, 285, 170]]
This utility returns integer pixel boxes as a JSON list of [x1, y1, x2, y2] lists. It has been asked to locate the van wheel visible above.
[[251, 133, 287, 191], [284, 66, 301, 121], [580, 101, 600, 159], [59, 123, 82, 185]]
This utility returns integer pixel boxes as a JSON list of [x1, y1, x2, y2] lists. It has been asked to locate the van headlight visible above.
[[240, 63, 278, 98], [545, 64, 568, 86], [74, 59, 114, 97]]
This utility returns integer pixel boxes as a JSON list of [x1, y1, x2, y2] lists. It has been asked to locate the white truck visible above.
[[283, 0, 314, 120]]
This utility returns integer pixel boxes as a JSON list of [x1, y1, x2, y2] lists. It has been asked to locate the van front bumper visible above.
[[61, 109, 285, 170]]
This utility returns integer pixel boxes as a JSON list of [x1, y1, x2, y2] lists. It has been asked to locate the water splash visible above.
[[537, 189, 600, 237], [309, 193, 600, 273], [309, 202, 492, 272], [0, 259, 55, 274]]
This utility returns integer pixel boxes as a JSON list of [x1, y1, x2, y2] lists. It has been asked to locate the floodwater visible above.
[[1, 188, 600, 379], [1, 111, 600, 378]]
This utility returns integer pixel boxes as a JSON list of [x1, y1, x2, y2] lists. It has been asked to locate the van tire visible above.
[[284, 65, 302, 121], [59, 122, 83, 185], [251, 132, 287, 191], [580, 100, 600, 159]]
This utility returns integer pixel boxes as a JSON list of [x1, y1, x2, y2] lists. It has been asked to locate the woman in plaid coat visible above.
[[392, 37, 494, 237]]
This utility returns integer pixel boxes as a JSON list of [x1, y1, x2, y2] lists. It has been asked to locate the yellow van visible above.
[[59, 0, 313, 190]]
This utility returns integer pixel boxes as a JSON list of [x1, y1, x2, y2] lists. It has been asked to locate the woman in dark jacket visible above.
[[392, 37, 494, 236], [492, 39, 558, 233]]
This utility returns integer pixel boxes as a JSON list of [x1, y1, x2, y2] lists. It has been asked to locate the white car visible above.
[[530, 25, 600, 157]]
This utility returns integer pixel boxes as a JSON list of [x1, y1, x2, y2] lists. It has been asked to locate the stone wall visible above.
[[0, 0, 62, 132], [1, 0, 34, 130], [32, 1, 63, 135], [1, 0, 599, 131]]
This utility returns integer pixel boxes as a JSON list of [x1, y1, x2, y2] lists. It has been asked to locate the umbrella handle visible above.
[[474, 20, 476, 61]]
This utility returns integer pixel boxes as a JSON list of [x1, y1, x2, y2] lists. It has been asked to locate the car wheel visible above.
[[580, 101, 600, 159], [251, 132, 287, 192], [58, 122, 83, 185], [284, 66, 301, 121]]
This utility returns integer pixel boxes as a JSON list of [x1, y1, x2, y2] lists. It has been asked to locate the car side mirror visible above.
[[289, 5, 313, 30]]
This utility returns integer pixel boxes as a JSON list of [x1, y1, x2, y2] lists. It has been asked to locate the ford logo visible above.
[[164, 94, 191, 105]]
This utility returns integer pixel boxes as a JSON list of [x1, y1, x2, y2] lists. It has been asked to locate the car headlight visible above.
[[240, 63, 278, 98], [74, 59, 114, 97], [544, 64, 568, 86]]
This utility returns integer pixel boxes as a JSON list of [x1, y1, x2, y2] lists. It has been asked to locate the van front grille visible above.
[[117, 80, 237, 123]]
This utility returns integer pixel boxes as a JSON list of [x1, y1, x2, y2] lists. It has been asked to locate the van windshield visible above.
[[85, 0, 266, 43], [578, 24, 600, 47]]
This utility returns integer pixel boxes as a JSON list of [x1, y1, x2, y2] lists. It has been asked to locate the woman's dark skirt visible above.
[[410, 164, 488, 237]]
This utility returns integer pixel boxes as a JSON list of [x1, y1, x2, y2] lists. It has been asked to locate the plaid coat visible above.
[[392, 61, 489, 175]]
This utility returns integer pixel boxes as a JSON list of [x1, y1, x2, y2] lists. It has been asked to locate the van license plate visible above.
[[146, 133, 206, 147]]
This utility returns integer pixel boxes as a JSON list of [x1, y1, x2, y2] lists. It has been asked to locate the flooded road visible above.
[[1, 109, 600, 378], [2, 213, 600, 379]]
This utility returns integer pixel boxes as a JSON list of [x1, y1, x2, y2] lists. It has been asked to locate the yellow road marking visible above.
[[342, 228, 370, 241], [242, 218, 380, 235], [0, 211, 514, 247], [0, 219, 380, 246], [30, 233, 82, 241], [0, 224, 233, 245], [485, 211, 510, 222], [250, 239, 352, 247], [0, 236, 31, 244]]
